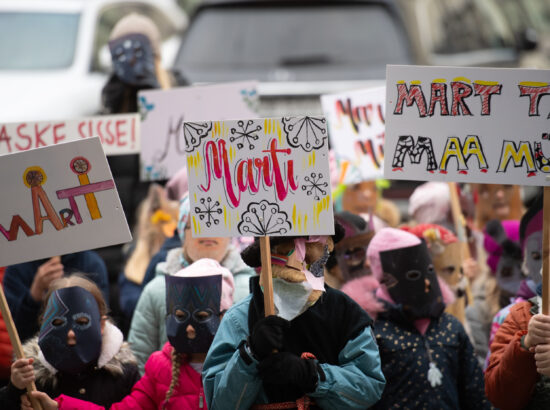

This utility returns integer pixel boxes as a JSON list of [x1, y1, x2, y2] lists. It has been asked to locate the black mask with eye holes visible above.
[[380, 242, 444, 321], [165, 274, 222, 354], [38, 287, 102, 375], [109, 33, 159, 88]]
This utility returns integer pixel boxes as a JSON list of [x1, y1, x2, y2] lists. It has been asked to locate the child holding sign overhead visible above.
[[202, 225, 385, 409]]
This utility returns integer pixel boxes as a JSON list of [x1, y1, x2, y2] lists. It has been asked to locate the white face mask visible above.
[[272, 278, 314, 321]]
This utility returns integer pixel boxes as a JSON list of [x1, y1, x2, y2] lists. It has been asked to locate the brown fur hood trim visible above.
[[22, 322, 136, 389]]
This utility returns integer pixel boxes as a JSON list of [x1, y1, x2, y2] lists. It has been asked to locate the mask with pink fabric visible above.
[[270, 236, 331, 320]]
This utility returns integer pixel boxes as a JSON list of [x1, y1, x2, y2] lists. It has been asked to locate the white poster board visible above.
[[0, 137, 132, 266], [322, 86, 385, 180], [0, 114, 139, 156], [139, 81, 259, 181], [185, 117, 334, 237], [384, 65, 550, 186]]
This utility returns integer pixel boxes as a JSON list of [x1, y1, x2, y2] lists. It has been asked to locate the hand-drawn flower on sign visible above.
[[302, 172, 328, 200], [230, 120, 262, 150], [282, 116, 327, 152], [184, 122, 212, 153], [195, 197, 223, 227], [238, 200, 291, 236]]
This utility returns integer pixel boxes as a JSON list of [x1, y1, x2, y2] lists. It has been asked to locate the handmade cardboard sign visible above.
[[0, 137, 132, 266], [321, 86, 385, 181], [185, 117, 334, 237], [0, 114, 140, 156], [384, 65, 550, 186], [139, 81, 258, 181]]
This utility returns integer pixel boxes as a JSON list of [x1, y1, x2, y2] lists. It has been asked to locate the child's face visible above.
[[183, 226, 231, 262]]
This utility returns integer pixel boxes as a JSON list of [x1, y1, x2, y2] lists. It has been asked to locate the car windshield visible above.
[[0, 12, 80, 70], [176, 5, 412, 81]]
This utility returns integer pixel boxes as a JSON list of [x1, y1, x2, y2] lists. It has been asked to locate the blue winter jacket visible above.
[[3, 251, 109, 343], [203, 290, 386, 409]]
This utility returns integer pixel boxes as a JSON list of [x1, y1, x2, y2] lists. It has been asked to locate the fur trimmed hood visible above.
[[156, 247, 185, 276], [23, 322, 136, 389]]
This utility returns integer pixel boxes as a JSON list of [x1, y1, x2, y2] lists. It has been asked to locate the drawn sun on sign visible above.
[[23, 166, 46, 188], [70, 157, 91, 175]]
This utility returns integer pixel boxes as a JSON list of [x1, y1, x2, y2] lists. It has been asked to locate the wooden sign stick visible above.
[[542, 187, 550, 315], [0, 287, 42, 410], [448, 182, 471, 259], [259, 236, 275, 316], [448, 182, 474, 311]]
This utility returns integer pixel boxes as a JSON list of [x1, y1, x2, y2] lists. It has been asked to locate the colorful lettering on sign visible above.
[[518, 82, 550, 117], [335, 98, 385, 133], [0, 117, 136, 154], [200, 138, 299, 208], [393, 78, 503, 117], [354, 133, 385, 169], [391, 135, 438, 172], [0, 158, 116, 242], [391, 134, 550, 177], [439, 135, 488, 174]]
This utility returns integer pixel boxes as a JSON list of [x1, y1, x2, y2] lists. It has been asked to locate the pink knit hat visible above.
[[173, 258, 235, 311], [408, 182, 450, 224], [367, 228, 422, 281], [166, 166, 189, 201]]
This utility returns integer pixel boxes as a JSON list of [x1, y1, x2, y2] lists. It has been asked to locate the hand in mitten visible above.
[[257, 352, 320, 393], [249, 315, 289, 360]]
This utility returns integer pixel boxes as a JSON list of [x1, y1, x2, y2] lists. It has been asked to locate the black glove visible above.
[[257, 352, 320, 393], [249, 315, 289, 360]]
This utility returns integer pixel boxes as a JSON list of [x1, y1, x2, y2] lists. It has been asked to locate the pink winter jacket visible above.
[[55, 342, 206, 410]]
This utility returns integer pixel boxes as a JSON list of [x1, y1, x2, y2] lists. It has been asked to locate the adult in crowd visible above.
[[202, 225, 385, 409], [346, 228, 489, 409], [128, 195, 255, 374], [96, 13, 187, 311], [3, 252, 108, 342]]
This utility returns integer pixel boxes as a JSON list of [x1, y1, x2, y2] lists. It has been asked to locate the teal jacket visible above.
[[203, 292, 385, 409]]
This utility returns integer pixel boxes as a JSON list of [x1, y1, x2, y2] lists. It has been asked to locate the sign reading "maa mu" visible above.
[[384, 65, 550, 186]]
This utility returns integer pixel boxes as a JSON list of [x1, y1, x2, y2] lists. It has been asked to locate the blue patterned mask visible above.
[[165, 274, 222, 353], [109, 33, 159, 88], [38, 287, 102, 374]]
